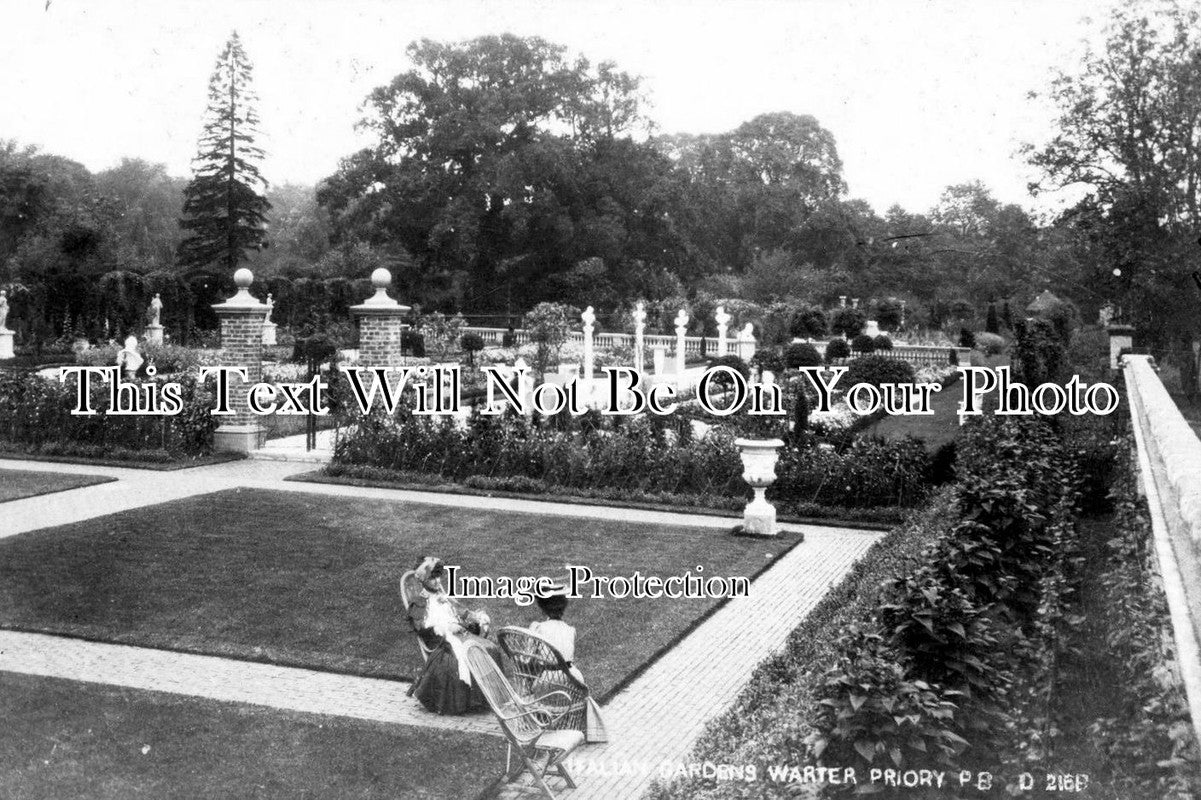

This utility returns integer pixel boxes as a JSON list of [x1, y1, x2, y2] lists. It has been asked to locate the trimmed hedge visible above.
[[651, 414, 1089, 798]]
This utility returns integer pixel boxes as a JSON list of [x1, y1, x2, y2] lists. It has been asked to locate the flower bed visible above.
[[0, 371, 216, 457], [331, 407, 934, 512]]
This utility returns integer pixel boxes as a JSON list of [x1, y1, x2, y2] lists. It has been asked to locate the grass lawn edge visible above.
[[0, 472, 116, 502], [286, 470, 895, 532], [0, 450, 245, 471]]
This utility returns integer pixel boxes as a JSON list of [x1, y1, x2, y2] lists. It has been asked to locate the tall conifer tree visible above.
[[177, 32, 270, 273]]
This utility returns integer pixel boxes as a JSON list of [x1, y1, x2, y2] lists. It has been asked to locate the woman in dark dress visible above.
[[406, 557, 504, 715]]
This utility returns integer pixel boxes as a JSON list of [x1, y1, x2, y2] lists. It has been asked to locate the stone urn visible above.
[[734, 437, 785, 536]]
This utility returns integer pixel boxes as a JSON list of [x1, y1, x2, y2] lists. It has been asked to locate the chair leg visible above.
[[524, 754, 558, 800], [554, 759, 577, 789]]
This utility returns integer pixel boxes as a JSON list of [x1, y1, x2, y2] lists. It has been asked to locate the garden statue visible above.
[[632, 301, 647, 374], [116, 336, 144, 378], [149, 293, 163, 326], [1099, 303, 1114, 326], [265, 293, 274, 324], [0, 290, 11, 359], [714, 305, 730, 356]]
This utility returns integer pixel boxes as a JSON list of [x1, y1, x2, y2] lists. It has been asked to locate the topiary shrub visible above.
[[831, 307, 867, 338], [708, 353, 750, 379], [751, 348, 785, 374], [784, 342, 822, 369], [958, 327, 976, 349], [874, 335, 893, 351], [460, 331, 485, 365], [825, 338, 850, 362], [844, 354, 916, 389], [851, 333, 876, 353]]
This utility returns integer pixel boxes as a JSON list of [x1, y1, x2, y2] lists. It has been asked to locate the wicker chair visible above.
[[496, 626, 589, 734], [464, 640, 583, 800]]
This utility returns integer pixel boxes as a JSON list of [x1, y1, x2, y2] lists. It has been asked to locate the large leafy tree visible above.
[[177, 32, 270, 277], [1028, 1, 1201, 346], [319, 35, 698, 312]]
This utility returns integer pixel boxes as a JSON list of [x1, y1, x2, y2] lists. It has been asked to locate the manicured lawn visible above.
[[864, 376, 964, 450], [0, 488, 797, 697], [0, 468, 115, 503], [0, 672, 500, 800]]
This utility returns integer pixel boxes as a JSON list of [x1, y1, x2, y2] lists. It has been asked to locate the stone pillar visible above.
[[211, 268, 269, 453], [146, 324, 164, 346], [351, 269, 411, 369], [581, 305, 595, 383], [632, 301, 647, 374], [839, 295, 847, 308], [715, 305, 730, 357], [863, 320, 880, 338], [674, 309, 689, 378], [852, 297, 860, 309], [1108, 324, 1135, 371]]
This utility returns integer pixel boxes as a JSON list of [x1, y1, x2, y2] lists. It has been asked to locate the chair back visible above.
[[399, 570, 421, 612], [400, 569, 436, 662], [465, 640, 547, 746], [497, 627, 587, 692]]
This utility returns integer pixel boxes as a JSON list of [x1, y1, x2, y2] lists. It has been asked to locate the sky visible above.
[[1, 0, 1106, 217]]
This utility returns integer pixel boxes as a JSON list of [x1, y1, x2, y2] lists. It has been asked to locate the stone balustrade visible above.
[[1124, 354, 1201, 750]]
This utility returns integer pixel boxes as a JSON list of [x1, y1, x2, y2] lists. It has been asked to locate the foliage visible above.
[[525, 302, 577, 374], [873, 334, 893, 351], [825, 338, 850, 362], [844, 355, 916, 390], [176, 32, 270, 274], [460, 332, 485, 364], [750, 348, 785, 374], [0, 371, 215, 456], [1027, 2, 1201, 348], [783, 342, 822, 369], [831, 307, 866, 338], [850, 333, 875, 353], [875, 298, 904, 330], [1012, 317, 1066, 385], [975, 331, 1006, 356], [707, 354, 750, 379], [958, 327, 976, 349], [985, 304, 1000, 334], [790, 305, 829, 339], [1090, 458, 1201, 799]]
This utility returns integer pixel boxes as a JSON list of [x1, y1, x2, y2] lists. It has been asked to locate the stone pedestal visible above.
[[1108, 324, 1135, 371], [735, 438, 784, 536], [653, 346, 666, 377], [146, 324, 164, 346], [212, 269, 268, 453], [261, 322, 277, 346], [351, 269, 411, 368], [0, 330, 12, 360]]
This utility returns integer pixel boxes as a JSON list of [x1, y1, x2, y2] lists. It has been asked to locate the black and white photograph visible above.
[[0, 1, 1199, 797]]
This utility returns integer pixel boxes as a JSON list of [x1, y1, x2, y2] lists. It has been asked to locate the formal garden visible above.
[[7, 3, 1201, 797]]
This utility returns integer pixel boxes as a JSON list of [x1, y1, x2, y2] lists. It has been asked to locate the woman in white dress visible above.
[[529, 589, 609, 743]]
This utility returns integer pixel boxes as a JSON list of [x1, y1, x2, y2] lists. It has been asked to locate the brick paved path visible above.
[[0, 455, 881, 799]]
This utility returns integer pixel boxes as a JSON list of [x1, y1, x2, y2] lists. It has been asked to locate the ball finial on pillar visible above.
[[362, 268, 399, 307], [219, 268, 262, 307], [234, 268, 253, 288]]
